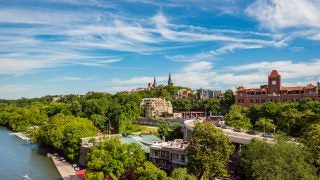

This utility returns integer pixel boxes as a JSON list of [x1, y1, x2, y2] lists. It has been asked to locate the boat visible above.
[[22, 175, 31, 180]]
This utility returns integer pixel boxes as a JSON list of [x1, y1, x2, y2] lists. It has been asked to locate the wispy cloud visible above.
[[246, 0, 320, 30], [45, 76, 96, 82]]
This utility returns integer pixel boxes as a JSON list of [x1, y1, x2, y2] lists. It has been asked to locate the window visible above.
[[256, 99, 259, 103], [250, 99, 254, 103]]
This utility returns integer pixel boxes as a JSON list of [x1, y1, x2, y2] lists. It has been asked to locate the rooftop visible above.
[[150, 139, 189, 151]]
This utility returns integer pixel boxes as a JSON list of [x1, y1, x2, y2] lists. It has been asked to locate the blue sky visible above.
[[1, 0, 320, 99]]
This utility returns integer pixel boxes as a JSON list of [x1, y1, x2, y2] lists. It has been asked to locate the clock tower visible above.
[[268, 70, 281, 94]]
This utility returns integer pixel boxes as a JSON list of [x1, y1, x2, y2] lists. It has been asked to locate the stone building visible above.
[[149, 139, 188, 172], [176, 88, 192, 99], [140, 98, 173, 118], [235, 70, 319, 107]]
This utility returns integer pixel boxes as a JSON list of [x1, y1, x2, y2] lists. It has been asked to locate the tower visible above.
[[268, 70, 281, 94], [153, 76, 157, 88], [168, 73, 173, 86]]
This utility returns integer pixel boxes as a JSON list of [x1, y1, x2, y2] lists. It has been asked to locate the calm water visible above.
[[0, 126, 61, 180]]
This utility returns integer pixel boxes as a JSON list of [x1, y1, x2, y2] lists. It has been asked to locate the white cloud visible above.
[[246, 0, 320, 30], [168, 43, 264, 62], [107, 59, 320, 92]]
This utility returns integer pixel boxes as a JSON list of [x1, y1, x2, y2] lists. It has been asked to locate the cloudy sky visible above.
[[1, 0, 320, 99]]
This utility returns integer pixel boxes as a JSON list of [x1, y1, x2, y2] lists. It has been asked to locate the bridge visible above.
[[183, 119, 275, 144]]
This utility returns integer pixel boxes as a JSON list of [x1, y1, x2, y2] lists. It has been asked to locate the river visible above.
[[0, 126, 61, 180]]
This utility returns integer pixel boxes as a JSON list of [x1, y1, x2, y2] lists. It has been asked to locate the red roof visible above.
[[269, 70, 279, 77], [306, 83, 316, 89]]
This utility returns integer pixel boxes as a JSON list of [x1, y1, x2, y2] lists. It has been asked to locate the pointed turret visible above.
[[168, 73, 173, 86], [153, 76, 157, 88]]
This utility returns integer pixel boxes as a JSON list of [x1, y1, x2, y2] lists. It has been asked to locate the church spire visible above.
[[153, 76, 157, 88], [168, 73, 173, 86]]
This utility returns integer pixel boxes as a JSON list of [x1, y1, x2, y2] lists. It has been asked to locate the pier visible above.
[[10, 132, 30, 142], [49, 154, 80, 180]]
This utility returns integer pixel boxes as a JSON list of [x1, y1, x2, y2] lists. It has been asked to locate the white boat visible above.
[[22, 175, 31, 180]]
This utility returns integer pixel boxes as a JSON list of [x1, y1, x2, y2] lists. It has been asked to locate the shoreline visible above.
[[10, 132, 31, 142], [48, 154, 80, 180]]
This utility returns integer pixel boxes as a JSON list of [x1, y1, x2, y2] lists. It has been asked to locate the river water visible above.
[[0, 126, 61, 180]]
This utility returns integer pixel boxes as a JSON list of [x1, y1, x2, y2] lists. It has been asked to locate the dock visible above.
[[49, 154, 80, 180], [10, 132, 31, 142]]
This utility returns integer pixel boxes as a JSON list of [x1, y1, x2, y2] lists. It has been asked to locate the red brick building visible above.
[[235, 70, 319, 107]]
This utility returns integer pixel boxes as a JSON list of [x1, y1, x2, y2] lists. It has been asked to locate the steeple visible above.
[[153, 76, 157, 88], [168, 73, 173, 86]]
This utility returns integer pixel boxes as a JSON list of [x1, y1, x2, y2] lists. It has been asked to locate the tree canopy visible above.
[[240, 139, 316, 180], [187, 122, 234, 179], [134, 161, 168, 180], [34, 114, 97, 161], [86, 138, 146, 179]]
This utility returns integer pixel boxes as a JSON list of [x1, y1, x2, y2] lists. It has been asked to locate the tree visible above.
[[255, 118, 276, 133], [304, 123, 320, 171], [225, 105, 252, 129], [220, 89, 234, 115], [169, 168, 196, 180], [240, 139, 316, 180], [85, 171, 104, 180], [34, 114, 97, 161], [134, 161, 167, 180], [204, 98, 221, 116], [86, 139, 146, 179], [158, 120, 170, 140], [90, 114, 107, 130], [172, 99, 192, 112], [187, 122, 234, 179]]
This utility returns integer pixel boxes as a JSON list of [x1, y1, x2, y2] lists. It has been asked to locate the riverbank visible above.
[[48, 154, 80, 180]]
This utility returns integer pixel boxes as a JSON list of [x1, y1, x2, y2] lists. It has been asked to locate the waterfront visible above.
[[0, 126, 61, 180]]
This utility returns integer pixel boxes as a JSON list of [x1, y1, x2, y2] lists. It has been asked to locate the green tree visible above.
[[34, 114, 97, 161], [169, 168, 196, 180], [204, 98, 221, 115], [158, 120, 170, 140], [220, 89, 234, 115], [86, 139, 146, 179], [304, 123, 320, 170], [187, 122, 234, 179], [90, 114, 107, 130], [134, 161, 167, 180], [85, 171, 104, 180], [225, 104, 252, 129], [255, 118, 276, 133], [240, 139, 316, 180], [172, 99, 192, 112]]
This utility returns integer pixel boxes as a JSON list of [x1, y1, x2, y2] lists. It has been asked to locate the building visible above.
[[149, 139, 188, 172], [176, 88, 192, 99], [140, 98, 173, 118], [173, 111, 206, 120], [196, 89, 225, 100], [235, 70, 319, 107]]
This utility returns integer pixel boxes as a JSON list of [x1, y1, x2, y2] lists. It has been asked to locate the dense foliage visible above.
[[225, 99, 320, 137], [240, 139, 316, 179], [169, 168, 197, 180], [158, 120, 183, 141], [304, 123, 320, 172], [86, 139, 146, 179], [34, 114, 97, 161], [187, 122, 234, 179], [134, 161, 168, 180]]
